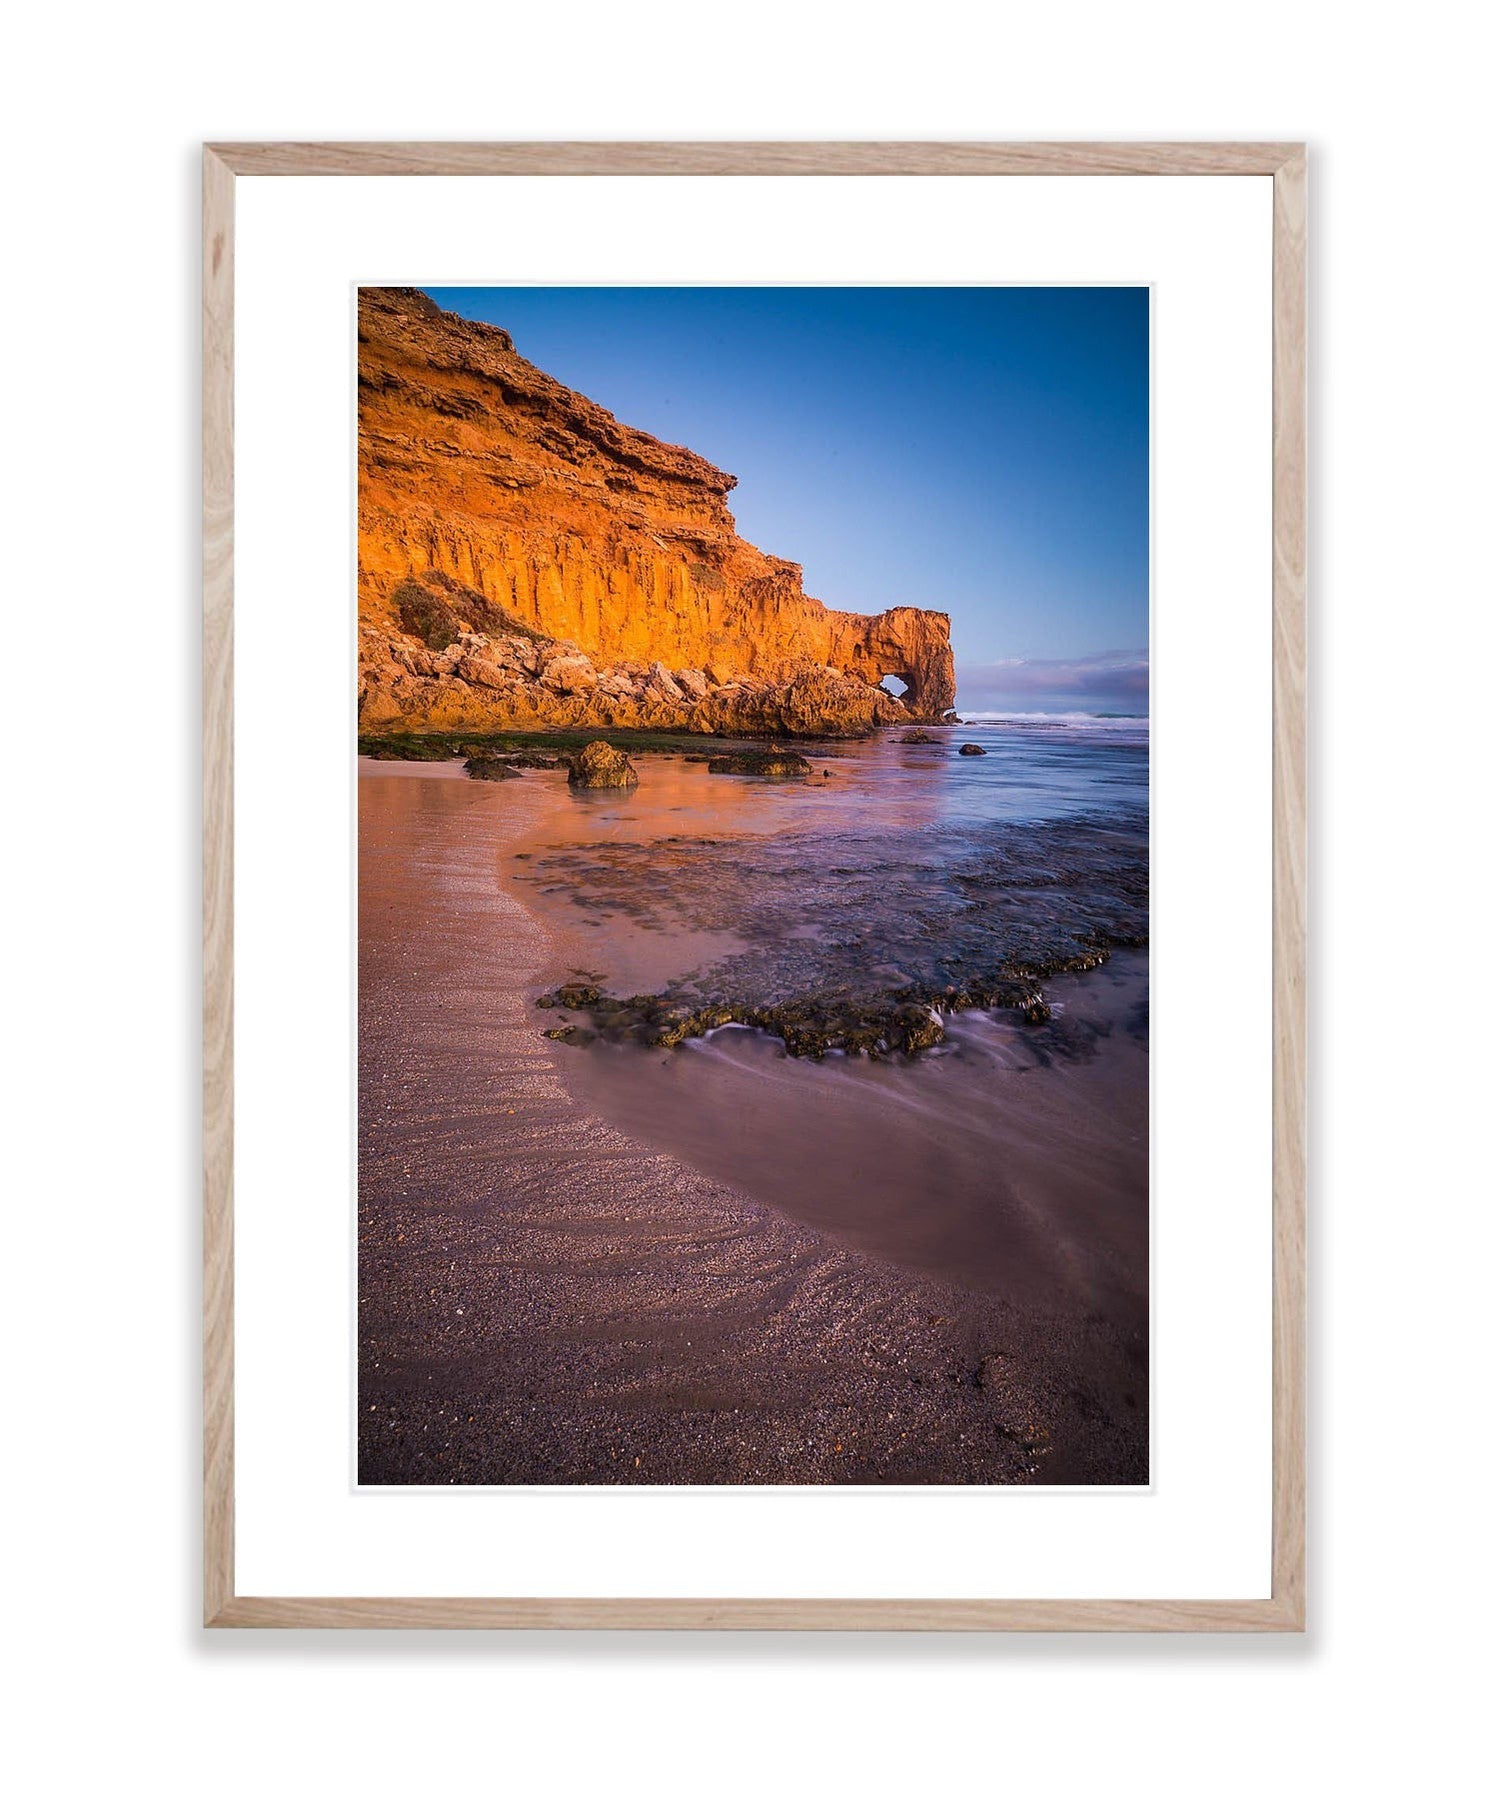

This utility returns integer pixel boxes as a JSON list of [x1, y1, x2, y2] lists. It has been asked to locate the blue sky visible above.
[[424, 287, 1149, 713]]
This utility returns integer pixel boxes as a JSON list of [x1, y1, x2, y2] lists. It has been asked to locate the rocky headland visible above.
[[358, 288, 957, 738]]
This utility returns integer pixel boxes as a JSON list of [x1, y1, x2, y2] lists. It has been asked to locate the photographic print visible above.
[[356, 283, 1150, 1487]]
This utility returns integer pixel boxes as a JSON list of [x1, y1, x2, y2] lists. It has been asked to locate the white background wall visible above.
[[5, 5, 1493, 1794]]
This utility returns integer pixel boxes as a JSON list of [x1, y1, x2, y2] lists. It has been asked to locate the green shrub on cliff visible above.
[[394, 572, 551, 649], [394, 577, 461, 651]]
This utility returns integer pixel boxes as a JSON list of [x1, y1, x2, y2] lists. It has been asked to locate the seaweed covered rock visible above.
[[359, 735, 454, 761], [567, 741, 639, 789], [464, 755, 520, 781], [529, 947, 1102, 1059], [536, 981, 602, 1010], [499, 750, 564, 770], [706, 748, 812, 778], [900, 730, 939, 744]]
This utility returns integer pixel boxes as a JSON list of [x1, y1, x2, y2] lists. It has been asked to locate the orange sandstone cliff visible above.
[[358, 289, 957, 737]]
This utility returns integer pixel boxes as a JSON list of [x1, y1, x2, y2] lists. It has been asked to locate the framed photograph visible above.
[[204, 141, 1305, 1629]]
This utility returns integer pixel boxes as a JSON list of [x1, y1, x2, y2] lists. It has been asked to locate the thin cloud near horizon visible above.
[[956, 651, 1150, 714]]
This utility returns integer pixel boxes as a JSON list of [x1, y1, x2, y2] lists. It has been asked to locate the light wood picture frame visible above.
[[203, 140, 1306, 1631]]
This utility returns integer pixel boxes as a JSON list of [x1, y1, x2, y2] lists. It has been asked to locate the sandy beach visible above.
[[358, 745, 1149, 1486]]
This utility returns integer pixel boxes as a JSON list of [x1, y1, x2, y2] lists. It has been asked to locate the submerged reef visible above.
[[524, 811, 1147, 1061]]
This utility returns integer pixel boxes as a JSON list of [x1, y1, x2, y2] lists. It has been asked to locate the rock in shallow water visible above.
[[464, 755, 521, 781], [706, 748, 812, 778], [497, 750, 563, 769], [567, 740, 639, 788], [959, 743, 988, 756]]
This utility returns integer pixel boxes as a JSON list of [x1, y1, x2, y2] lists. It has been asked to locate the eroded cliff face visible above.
[[358, 288, 956, 736]]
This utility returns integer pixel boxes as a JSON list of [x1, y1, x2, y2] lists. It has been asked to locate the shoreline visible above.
[[358, 759, 1148, 1486]]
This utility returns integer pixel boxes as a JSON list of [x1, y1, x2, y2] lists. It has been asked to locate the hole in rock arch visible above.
[[878, 673, 911, 700]]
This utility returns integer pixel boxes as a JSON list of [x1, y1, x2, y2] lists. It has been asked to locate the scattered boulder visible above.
[[540, 652, 598, 695], [769, 666, 905, 738], [500, 750, 563, 770], [457, 746, 564, 771], [464, 755, 520, 781], [498, 635, 545, 677], [900, 730, 939, 745], [958, 742, 988, 756], [567, 740, 639, 788], [388, 641, 443, 678], [362, 630, 932, 742], [541, 1024, 595, 1045], [646, 660, 684, 702], [541, 981, 602, 1009], [706, 748, 812, 778], [455, 654, 516, 691]]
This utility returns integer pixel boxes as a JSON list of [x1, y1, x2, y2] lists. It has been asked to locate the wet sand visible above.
[[563, 958, 1149, 1331], [358, 758, 1148, 1485]]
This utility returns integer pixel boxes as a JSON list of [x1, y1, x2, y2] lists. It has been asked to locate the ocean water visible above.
[[502, 715, 1149, 1316], [508, 716, 1147, 995]]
